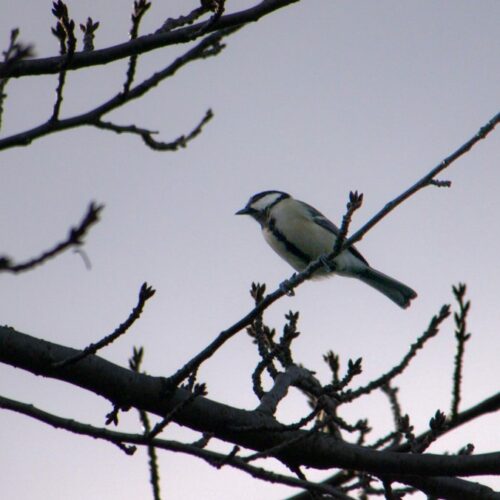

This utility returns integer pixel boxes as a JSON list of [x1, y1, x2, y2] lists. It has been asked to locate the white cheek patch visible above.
[[250, 193, 284, 211]]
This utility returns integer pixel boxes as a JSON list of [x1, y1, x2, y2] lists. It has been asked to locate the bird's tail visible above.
[[357, 267, 417, 309]]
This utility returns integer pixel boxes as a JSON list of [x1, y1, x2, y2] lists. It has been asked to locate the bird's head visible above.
[[236, 190, 290, 225]]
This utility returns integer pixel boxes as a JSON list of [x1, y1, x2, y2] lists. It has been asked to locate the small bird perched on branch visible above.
[[236, 190, 417, 309]]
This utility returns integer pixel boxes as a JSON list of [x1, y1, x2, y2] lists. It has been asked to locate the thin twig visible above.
[[157, 6, 207, 33], [330, 358, 363, 392], [128, 347, 162, 500], [391, 391, 500, 453], [139, 410, 162, 500], [0, 29, 34, 129], [147, 383, 207, 440], [79, 18, 100, 52], [50, 1, 77, 121], [411, 410, 448, 453], [340, 305, 451, 403], [0, 202, 103, 274], [450, 283, 471, 420], [1, 331, 499, 480], [247, 283, 279, 398], [191, 0, 226, 39], [0, 394, 353, 500], [162, 111, 500, 383], [1, 1, 300, 79], [331, 191, 363, 257], [343, 112, 500, 251], [379, 383, 403, 447], [0, 30, 231, 151], [166, 191, 364, 387], [53, 282, 156, 368], [243, 428, 314, 464], [94, 109, 214, 151], [123, 0, 151, 94], [324, 351, 341, 385]]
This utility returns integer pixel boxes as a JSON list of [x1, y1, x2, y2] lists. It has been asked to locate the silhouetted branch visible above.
[[450, 283, 471, 420], [50, 1, 77, 121], [2, 327, 499, 482], [123, 0, 152, 95], [332, 358, 363, 392], [256, 365, 313, 415], [94, 109, 214, 151], [378, 383, 403, 447], [158, 6, 207, 33], [166, 190, 365, 388], [331, 191, 363, 257], [53, 282, 156, 368], [392, 391, 500, 453], [0, 0, 300, 79], [344, 111, 500, 250], [0, 29, 34, 129], [79, 17, 100, 52], [167, 107, 500, 385], [340, 305, 451, 403], [147, 383, 207, 440], [0, 201, 103, 274], [0, 30, 229, 151], [128, 346, 162, 500], [170, 110, 500, 389], [190, 0, 226, 39], [0, 394, 353, 500]]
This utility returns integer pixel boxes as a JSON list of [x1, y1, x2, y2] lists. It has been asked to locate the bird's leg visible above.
[[320, 255, 336, 273], [279, 274, 297, 296]]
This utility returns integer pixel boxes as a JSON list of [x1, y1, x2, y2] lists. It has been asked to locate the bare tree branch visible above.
[[340, 305, 450, 403], [0, 394, 354, 500], [0, 30, 230, 151], [344, 111, 500, 250], [1, 326, 498, 482], [167, 112, 499, 388], [0, 201, 103, 274], [128, 346, 162, 500], [94, 109, 213, 151], [392, 391, 500, 454], [50, 0, 77, 121], [53, 282, 156, 369], [450, 283, 471, 420], [0, 0, 300, 79], [79, 17, 100, 52], [123, 0, 152, 95], [5, 393, 495, 500], [0, 29, 34, 129]]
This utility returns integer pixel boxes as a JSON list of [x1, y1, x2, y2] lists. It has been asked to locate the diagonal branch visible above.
[[166, 113, 499, 385], [0, 30, 231, 151], [344, 111, 500, 250], [0, 201, 103, 274], [53, 282, 156, 369], [1, 326, 499, 481], [450, 283, 471, 420], [340, 305, 451, 403], [0, 0, 300, 79], [0, 393, 353, 499], [94, 108, 213, 151]]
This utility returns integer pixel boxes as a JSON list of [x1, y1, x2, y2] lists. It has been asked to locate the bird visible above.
[[236, 190, 417, 308]]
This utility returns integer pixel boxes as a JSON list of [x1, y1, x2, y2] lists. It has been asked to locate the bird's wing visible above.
[[303, 202, 369, 265]]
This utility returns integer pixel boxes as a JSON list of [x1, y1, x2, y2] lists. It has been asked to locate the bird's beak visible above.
[[235, 207, 251, 215]]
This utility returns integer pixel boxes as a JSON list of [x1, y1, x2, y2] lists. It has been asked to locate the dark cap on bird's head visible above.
[[236, 190, 290, 217]]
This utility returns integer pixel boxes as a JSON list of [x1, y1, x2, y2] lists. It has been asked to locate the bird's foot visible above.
[[320, 255, 336, 273], [279, 275, 296, 296]]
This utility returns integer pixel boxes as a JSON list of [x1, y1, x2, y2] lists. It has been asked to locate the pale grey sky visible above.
[[1, 1, 499, 499]]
